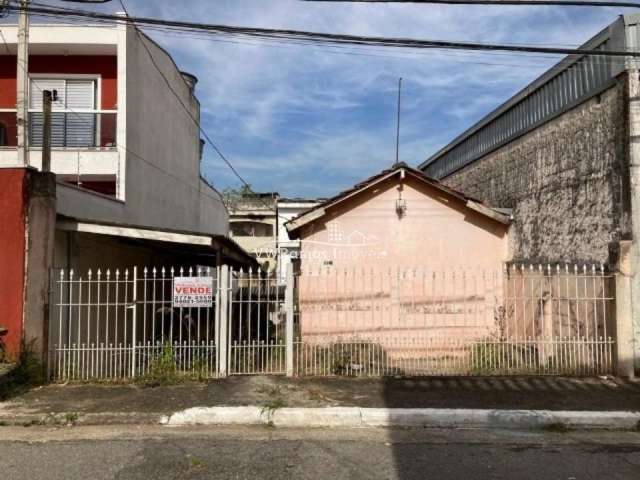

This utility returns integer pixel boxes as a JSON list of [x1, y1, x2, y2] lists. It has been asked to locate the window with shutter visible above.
[[29, 78, 97, 148]]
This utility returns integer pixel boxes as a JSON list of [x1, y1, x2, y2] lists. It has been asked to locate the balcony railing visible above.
[[28, 111, 117, 149], [0, 111, 117, 148]]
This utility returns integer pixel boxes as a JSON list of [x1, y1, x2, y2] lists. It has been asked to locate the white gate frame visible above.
[[285, 264, 295, 376], [218, 265, 229, 377]]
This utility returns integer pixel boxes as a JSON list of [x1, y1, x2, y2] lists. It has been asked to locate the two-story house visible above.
[[0, 22, 254, 357]]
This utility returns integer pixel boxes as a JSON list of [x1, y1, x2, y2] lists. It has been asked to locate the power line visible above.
[[18, 0, 639, 69], [13, 5, 580, 65], [4, 1, 640, 57], [301, 0, 640, 6]]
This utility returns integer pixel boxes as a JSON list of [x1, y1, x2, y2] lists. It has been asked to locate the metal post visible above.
[[130, 266, 137, 378], [214, 265, 221, 374], [218, 265, 229, 377], [395, 77, 402, 167], [16, 0, 29, 166], [42, 90, 52, 172], [285, 263, 294, 376]]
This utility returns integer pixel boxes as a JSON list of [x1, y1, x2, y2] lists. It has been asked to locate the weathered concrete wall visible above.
[[441, 78, 630, 265], [23, 172, 56, 364]]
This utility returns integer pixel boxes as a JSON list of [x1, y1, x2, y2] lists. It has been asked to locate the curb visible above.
[[3, 407, 639, 430], [161, 407, 640, 431], [0, 412, 162, 427]]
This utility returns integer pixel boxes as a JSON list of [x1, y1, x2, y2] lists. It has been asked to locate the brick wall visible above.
[[441, 77, 630, 265]]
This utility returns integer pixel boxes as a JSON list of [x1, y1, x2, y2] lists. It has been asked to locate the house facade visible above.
[[286, 164, 511, 345], [0, 22, 253, 358]]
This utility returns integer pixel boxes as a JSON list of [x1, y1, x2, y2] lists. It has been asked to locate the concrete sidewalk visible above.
[[1, 376, 639, 430]]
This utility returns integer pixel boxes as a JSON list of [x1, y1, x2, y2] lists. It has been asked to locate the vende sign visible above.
[[172, 277, 214, 308]]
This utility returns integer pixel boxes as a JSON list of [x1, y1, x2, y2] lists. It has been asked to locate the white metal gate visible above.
[[48, 263, 615, 381], [48, 266, 220, 381], [225, 267, 288, 375]]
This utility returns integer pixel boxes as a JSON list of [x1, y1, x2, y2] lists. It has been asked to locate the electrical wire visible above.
[[18, 0, 639, 68], [301, 0, 640, 6], [4, 1, 640, 58]]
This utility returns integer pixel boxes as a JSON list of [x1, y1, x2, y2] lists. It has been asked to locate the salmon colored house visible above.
[[286, 163, 512, 346]]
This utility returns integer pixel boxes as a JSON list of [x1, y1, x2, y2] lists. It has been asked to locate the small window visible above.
[[231, 221, 274, 237]]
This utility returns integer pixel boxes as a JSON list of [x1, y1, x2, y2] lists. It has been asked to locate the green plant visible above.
[[470, 303, 534, 375], [0, 339, 44, 401], [470, 342, 536, 375], [190, 355, 209, 382], [139, 343, 180, 387], [64, 412, 79, 425], [261, 397, 287, 424], [188, 456, 206, 469]]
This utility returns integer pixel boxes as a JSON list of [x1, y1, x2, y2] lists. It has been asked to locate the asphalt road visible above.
[[2, 425, 640, 479]]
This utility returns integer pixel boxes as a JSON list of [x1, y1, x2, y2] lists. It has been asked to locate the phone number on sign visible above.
[[173, 295, 213, 307]]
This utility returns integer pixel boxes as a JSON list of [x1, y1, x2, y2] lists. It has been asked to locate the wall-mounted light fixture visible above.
[[396, 168, 407, 218], [395, 198, 407, 218]]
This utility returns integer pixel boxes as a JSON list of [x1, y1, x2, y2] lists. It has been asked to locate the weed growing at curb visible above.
[[64, 412, 79, 425], [261, 396, 287, 425]]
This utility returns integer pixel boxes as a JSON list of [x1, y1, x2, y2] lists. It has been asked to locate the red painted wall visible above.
[[0, 169, 27, 356], [0, 55, 117, 109]]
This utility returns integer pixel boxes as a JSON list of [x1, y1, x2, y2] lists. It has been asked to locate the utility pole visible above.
[[16, 0, 30, 167], [395, 77, 402, 167], [41, 90, 53, 173]]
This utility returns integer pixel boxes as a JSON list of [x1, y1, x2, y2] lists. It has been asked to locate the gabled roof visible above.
[[285, 163, 511, 238]]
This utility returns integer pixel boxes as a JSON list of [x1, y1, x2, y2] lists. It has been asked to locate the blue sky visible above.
[[23, 1, 634, 197]]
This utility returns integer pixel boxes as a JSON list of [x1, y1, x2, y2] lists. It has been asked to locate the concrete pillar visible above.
[[626, 69, 640, 373], [0, 168, 55, 363], [23, 171, 56, 364], [615, 241, 635, 378]]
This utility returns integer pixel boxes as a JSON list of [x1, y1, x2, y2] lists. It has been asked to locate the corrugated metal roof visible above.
[[419, 14, 640, 179]]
